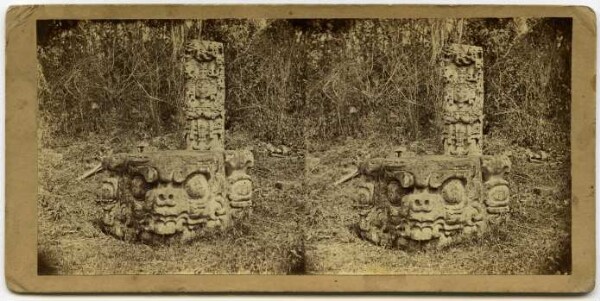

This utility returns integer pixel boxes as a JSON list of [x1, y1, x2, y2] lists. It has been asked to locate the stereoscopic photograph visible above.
[[33, 16, 576, 277]]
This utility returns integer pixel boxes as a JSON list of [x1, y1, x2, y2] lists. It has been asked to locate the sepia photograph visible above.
[[34, 17, 573, 276]]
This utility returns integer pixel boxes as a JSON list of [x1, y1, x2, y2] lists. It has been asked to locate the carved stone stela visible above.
[[441, 44, 484, 156], [355, 44, 511, 248], [184, 40, 225, 151], [97, 40, 254, 243]]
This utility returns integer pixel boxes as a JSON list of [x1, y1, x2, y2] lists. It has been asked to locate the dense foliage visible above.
[[38, 18, 571, 151]]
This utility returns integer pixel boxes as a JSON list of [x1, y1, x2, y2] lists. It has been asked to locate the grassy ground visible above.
[[37, 131, 305, 275], [303, 135, 571, 275], [38, 131, 570, 275]]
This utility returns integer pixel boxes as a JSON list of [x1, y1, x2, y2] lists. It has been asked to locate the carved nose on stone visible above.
[[156, 192, 176, 206], [411, 197, 433, 212]]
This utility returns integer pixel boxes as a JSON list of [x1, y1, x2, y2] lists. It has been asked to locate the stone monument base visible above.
[[354, 155, 510, 248], [98, 149, 254, 243]]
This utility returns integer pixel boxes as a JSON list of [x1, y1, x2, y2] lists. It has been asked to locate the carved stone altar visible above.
[[355, 44, 511, 248], [97, 40, 254, 243]]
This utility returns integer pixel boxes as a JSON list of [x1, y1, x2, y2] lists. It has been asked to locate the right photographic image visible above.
[[302, 18, 572, 275]]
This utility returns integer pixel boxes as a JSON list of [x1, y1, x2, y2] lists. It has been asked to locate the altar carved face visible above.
[[377, 157, 486, 241], [109, 152, 229, 237], [128, 169, 227, 236]]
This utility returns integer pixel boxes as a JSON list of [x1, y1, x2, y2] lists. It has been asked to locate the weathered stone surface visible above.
[[441, 44, 484, 156], [356, 156, 487, 247], [225, 149, 255, 215], [482, 155, 511, 215], [98, 150, 253, 242], [183, 40, 225, 151]]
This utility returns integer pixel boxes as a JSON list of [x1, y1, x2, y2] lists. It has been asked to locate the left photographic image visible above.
[[37, 19, 306, 275]]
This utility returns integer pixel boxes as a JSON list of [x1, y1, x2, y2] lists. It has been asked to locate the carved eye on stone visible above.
[[100, 182, 117, 200], [489, 185, 509, 202], [398, 172, 414, 188], [185, 174, 209, 199], [387, 180, 406, 205], [130, 176, 148, 199], [441, 179, 466, 204], [232, 179, 252, 197]]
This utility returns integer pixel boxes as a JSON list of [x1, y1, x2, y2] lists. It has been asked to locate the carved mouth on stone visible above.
[[485, 199, 509, 207], [408, 216, 445, 224], [409, 226, 436, 241], [152, 220, 180, 235], [152, 213, 188, 224], [407, 222, 444, 241], [486, 206, 509, 214], [410, 220, 438, 228], [149, 212, 214, 235], [152, 208, 214, 222], [152, 201, 205, 216], [150, 211, 200, 234]]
